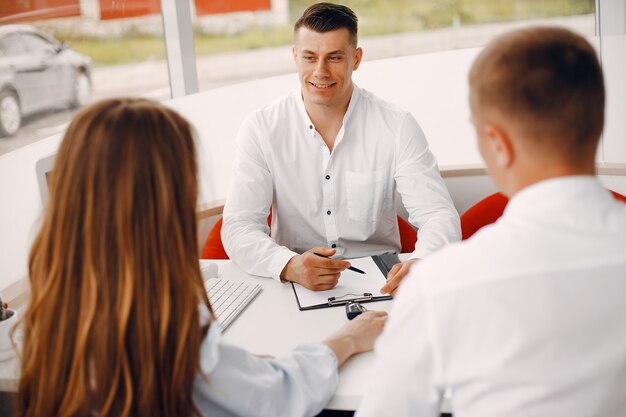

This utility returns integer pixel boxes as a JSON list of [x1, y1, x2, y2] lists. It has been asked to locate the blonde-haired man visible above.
[[357, 26, 626, 417]]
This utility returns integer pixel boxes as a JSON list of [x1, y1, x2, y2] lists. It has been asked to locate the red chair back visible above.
[[397, 215, 418, 254], [460, 189, 626, 240], [201, 217, 229, 259]]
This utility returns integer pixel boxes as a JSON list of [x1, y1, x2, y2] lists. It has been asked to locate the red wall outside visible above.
[[1, 0, 273, 22], [195, 0, 271, 16], [99, 0, 160, 20], [0, 0, 80, 24]]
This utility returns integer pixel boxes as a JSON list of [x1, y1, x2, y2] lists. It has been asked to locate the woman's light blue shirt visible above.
[[193, 309, 339, 417]]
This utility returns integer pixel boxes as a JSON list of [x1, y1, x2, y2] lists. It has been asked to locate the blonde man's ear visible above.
[[485, 124, 514, 169]]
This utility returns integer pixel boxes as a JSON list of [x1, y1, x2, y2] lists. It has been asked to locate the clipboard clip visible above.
[[327, 293, 373, 306]]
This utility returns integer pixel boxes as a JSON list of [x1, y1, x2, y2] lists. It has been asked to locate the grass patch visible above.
[[194, 26, 294, 56], [66, 36, 166, 66]]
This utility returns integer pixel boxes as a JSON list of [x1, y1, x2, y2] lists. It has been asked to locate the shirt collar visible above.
[[504, 175, 607, 218], [292, 88, 315, 137], [293, 84, 362, 137], [343, 84, 361, 125]]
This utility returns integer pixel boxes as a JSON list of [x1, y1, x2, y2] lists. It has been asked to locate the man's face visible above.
[[293, 27, 362, 109]]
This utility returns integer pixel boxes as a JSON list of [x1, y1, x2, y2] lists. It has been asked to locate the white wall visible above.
[[601, 35, 626, 164]]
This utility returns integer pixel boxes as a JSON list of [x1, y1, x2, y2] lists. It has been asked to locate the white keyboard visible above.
[[205, 278, 262, 330]]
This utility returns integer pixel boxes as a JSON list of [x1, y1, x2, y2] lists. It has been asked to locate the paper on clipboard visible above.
[[291, 256, 392, 310]]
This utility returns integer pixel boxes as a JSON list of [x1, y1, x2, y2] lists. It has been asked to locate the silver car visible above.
[[0, 25, 92, 137]]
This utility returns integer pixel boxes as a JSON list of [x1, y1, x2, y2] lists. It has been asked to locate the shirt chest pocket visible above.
[[345, 169, 389, 224]]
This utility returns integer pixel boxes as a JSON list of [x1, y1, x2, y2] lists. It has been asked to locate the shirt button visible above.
[[325, 175, 330, 180], [326, 210, 331, 215], [309, 125, 313, 130], [331, 244, 337, 248]]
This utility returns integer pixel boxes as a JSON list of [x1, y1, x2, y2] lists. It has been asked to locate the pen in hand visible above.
[[313, 252, 366, 274]]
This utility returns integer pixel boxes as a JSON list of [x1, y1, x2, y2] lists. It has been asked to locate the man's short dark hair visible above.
[[470, 26, 605, 161], [294, 3, 358, 47]]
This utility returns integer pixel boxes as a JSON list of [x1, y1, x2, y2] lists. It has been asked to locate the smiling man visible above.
[[221, 3, 460, 292]]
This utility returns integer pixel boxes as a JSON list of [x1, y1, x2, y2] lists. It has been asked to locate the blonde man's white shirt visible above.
[[222, 85, 460, 280], [357, 176, 626, 417]]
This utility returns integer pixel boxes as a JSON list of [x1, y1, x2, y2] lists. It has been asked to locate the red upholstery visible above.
[[397, 215, 418, 254], [201, 217, 229, 259], [201, 214, 418, 259], [612, 190, 626, 204], [460, 192, 509, 240], [460, 189, 626, 241]]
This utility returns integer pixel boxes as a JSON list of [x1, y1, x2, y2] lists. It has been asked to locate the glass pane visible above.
[[19, 33, 56, 53], [0, 34, 26, 56], [0, 0, 169, 154], [192, 0, 596, 92]]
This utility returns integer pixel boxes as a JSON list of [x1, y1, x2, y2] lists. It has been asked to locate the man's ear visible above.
[[292, 46, 297, 63], [484, 124, 514, 168], [353, 47, 363, 70]]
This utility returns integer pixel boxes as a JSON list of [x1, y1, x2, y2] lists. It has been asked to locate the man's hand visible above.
[[280, 247, 350, 291], [380, 259, 419, 296]]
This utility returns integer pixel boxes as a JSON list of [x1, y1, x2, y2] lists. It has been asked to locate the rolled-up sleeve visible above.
[[394, 114, 461, 259], [221, 114, 298, 280], [194, 324, 338, 417]]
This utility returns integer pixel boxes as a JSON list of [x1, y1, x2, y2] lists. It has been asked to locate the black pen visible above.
[[313, 252, 366, 274]]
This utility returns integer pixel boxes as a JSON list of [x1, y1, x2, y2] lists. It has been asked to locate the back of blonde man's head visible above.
[[469, 26, 604, 166]]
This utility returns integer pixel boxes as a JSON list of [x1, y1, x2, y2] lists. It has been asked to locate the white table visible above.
[[206, 259, 452, 413]]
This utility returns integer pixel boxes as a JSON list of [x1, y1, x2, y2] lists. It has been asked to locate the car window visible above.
[[19, 33, 55, 54], [0, 34, 26, 56]]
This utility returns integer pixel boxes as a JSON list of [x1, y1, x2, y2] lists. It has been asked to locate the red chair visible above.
[[460, 192, 509, 240], [460, 190, 626, 240], [201, 214, 418, 259], [201, 217, 230, 259]]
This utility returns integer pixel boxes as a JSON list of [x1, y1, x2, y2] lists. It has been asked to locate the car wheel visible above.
[[69, 71, 91, 109], [0, 91, 21, 137]]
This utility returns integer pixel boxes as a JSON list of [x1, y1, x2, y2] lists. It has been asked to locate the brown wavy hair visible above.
[[18, 98, 211, 417]]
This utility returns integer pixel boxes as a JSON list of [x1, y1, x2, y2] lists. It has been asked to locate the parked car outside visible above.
[[0, 24, 92, 137]]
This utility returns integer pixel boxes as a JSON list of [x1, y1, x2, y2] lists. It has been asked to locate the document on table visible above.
[[291, 256, 393, 310]]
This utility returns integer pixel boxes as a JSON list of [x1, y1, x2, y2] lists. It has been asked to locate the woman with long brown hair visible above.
[[16, 98, 387, 417]]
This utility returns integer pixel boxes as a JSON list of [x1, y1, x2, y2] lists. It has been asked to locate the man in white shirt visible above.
[[356, 27, 626, 417], [222, 3, 460, 292]]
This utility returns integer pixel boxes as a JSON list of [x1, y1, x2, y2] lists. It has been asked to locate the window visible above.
[[19, 33, 56, 54], [192, 0, 596, 94], [0, 0, 169, 154], [0, 34, 26, 56], [0, 0, 622, 164]]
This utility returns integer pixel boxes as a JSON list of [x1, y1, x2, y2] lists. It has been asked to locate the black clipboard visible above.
[[372, 252, 401, 275], [291, 254, 400, 311]]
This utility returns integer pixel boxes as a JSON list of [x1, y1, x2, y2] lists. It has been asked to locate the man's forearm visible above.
[[221, 217, 298, 279]]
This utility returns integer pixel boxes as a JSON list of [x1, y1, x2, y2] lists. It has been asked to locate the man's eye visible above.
[[303, 56, 314, 61]]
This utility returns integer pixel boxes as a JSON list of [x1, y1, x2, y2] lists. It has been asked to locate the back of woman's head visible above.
[[19, 98, 210, 417]]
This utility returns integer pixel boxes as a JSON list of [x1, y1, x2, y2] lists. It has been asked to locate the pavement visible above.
[[0, 14, 593, 156]]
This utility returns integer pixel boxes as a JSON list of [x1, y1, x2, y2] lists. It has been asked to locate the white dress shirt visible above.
[[356, 176, 626, 417], [222, 85, 460, 280]]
